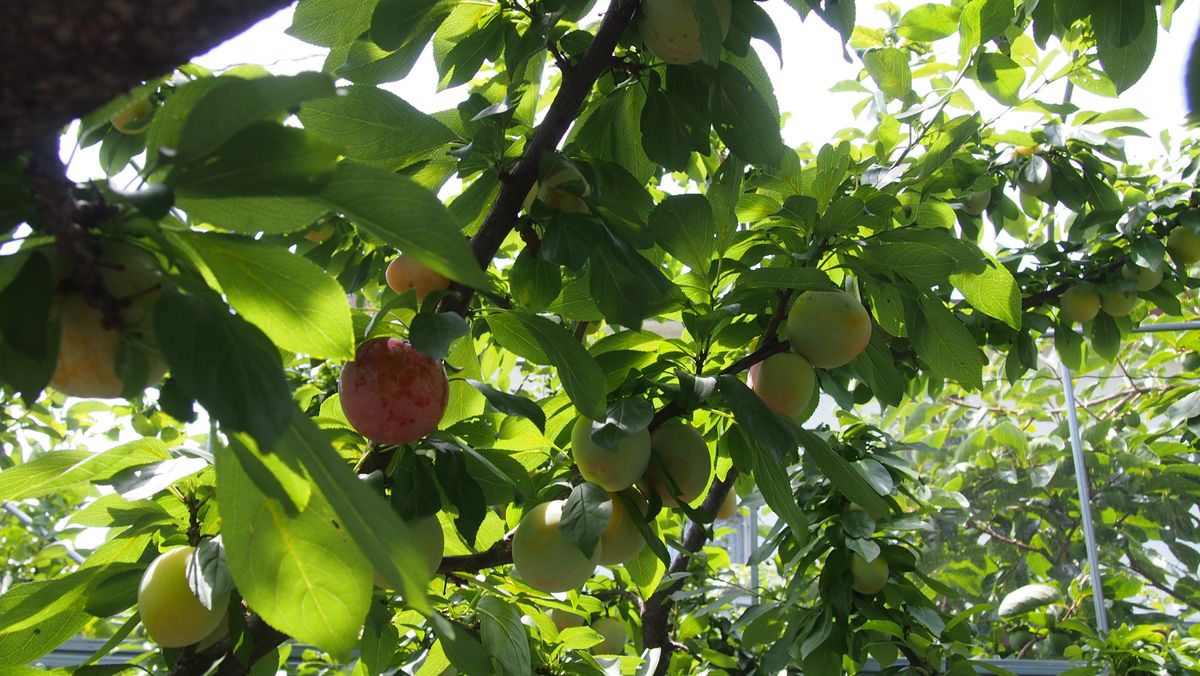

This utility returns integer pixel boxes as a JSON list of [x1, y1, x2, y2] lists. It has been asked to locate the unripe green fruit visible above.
[[786, 290, 872, 368], [1059, 286, 1100, 323], [138, 547, 230, 648], [597, 492, 646, 566], [512, 500, 600, 592], [850, 552, 889, 595], [716, 488, 737, 520], [374, 516, 445, 587], [962, 190, 990, 216], [1100, 289, 1138, 317], [748, 352, 816, 419], [1168, 226, 1200, 264], [644, 420, 711, 507], [591, 617, 628, 655], [571, 416, 651, 492], [1016, 160, 1053, 197], [548, 608, 585, 631], [640, 0, 733, 64], [1122, 264, 1163, 292]]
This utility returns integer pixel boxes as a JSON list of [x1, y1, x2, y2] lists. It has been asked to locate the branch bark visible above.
[[0, 0, 293, 162]]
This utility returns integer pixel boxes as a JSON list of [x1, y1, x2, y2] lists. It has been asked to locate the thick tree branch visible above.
[[1, 0, 293, 162], [441, 0, 642, 316], [169, 610, 287, 676]]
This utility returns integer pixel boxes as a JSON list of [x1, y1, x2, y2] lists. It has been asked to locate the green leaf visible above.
[[734, 267, 833, 293], [289, 0, 379, 47], [466, 380, 545, 431], [651, 194, 715, 276], [850, 334, 907, 407], [908, 296, 987, 390], [0, 250, 52, 360], [181, 232, 354, 360], [216, 432, 370, 660], [0, 595, 88, 666], [624, 540, 667, 598], [285, 412, 431, 611], [898, 4, 961, 41], [0, 439, 169, 501], [1094, 0, 1157, 93], [477, 596, 532, 676], [298, 85, 457, 170], [560, 482, 612, 559], [175, 74, 336, 163], [796, 428, 891, 516], [168, 122, 341, 198], [178, 195, 328, 235], [571, 85, 657, 184], [716, 375, 796, 461], [228, 432, 312, 515], [588, 234, 675, 328], [911, 114, 981, 180], [409, 311, 469, 361], [998, 583, 1060, 617], [315, 162, 489, 290], [591, 398, 654, 451], [428, 612, 494, 674], [975, 52, 1025, 105], [0, 563, 139, 635], [740, 426, 807, 542], [950, 258, 1022, 330], [487, 311, 606, 420], [863, 48, 912, 100], [712, 62, 784, 166], [1090, 312, 1121, 360], [154, 288, 294, 448], [640, 87, 710, 171], [508, 248, 561, 313], [371, 0, 456, 51]]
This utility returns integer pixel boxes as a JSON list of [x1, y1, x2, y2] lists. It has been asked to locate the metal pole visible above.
[[3, 501, 86, 565], [749, 505, 759, 601], [1057, 361, 1110, 634]]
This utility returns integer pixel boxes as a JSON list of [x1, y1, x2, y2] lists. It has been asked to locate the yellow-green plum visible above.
[[591, 617, 628, 655], [850, 552, 889, 595], [643, 420, 710, 507], [1122, 264, 1163, 292], [512, 500, 600, 592], [716, 488, 738, 520], [962, 190, 990, 216], [640, 0, 732, 65], [1101, 289, 1139, 317], [548, 608, 586, 631], [1016, 159, 1053, 196], [748, 352, 816, 419], [571, 416, 651, 492], [110, 97, 154, 134], [1059, 286, 1100, 323], [786, 290, 872, 368], [597, 492, 646, 566], [1168, 226, 1200, 264], [138, 546, 230, 648], [50, 242, 166, 399]]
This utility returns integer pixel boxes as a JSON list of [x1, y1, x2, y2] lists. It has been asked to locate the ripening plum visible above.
[[50, 242, 167, 399], [548, 607, 586, 631], [339, 338, 449, 445], [138, 546, 230, 648], [512, 500, 600, 592], [571, 416, 651, 492], [786, 290, 872, 368], [643, 420, 710, 507], [850, 552, 889, 595], [962, 190, 990, 216], [1059, 286, 1100, 323], [1100, 289, 1139, 317], [385, 254, 450, 301], [591, 617, 628, 655], [716, 488, 738, 520], [597, 491, 646, 566], [748, 352, 816, 419], [1122, 264, 1163, 292], [1168, 225, 1200, 264], [640, 0, 733, 64], [524, 164, 590, 214]]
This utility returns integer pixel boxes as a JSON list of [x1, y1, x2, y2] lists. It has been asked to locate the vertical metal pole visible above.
[[1058, 360, 1110, 634], [749, 506, 759, 601]]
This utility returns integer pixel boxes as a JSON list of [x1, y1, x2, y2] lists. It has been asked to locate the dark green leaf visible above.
[[741, 426, 807, 542], [1089, 311, 1121, 360], [590, 398, 654, 451], [168, 122, 341, 198], [477, 596, 532, 676], [560, 482, 612, 559], [409, 311, 469, 361], [1094, 0, 1157, 93], [466, 379, 545, 431], [711, 62, 784, 166], [509, 248, 561, 312], [651, 194, 715, 276], [487, 311, 606, 420], [716, 375, 796, 461], [796, 428, 891, 516], [428, 612, 494, 674], [907, 296, 987, 390]]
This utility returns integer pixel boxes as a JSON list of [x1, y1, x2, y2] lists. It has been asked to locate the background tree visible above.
[[3, 0, 1200, 674]]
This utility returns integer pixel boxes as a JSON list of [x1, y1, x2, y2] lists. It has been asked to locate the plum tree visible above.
[[597, 491, 646, 565], [512, 500, 600, 592], [110, 97, 153, 134], [591, 617, 628, 655], [49, 242, 166, 399], [1168, 225, 1200, 264], [385, 254, 450, 301], [716, 488, 737, 520], [1101, 289, 1139, 317], [1059, 286, 1101, 323], [338, 338, 448, 445], [748, 352, 816, 419], [961, 190, 990, 216], [571, 416, 651, 492], [850, 552, 889, 595], [785, 290, 872, 369], [643, 420, 710, 507], [137, 546, 230, 648], [639, 0, 732, 65]]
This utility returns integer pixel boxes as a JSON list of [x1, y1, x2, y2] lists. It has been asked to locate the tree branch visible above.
[[440, 0, 642, 316], [0, 0, 294, 162]]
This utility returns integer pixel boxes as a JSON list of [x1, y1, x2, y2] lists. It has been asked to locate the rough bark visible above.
[[1, 0, 293, 162]]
